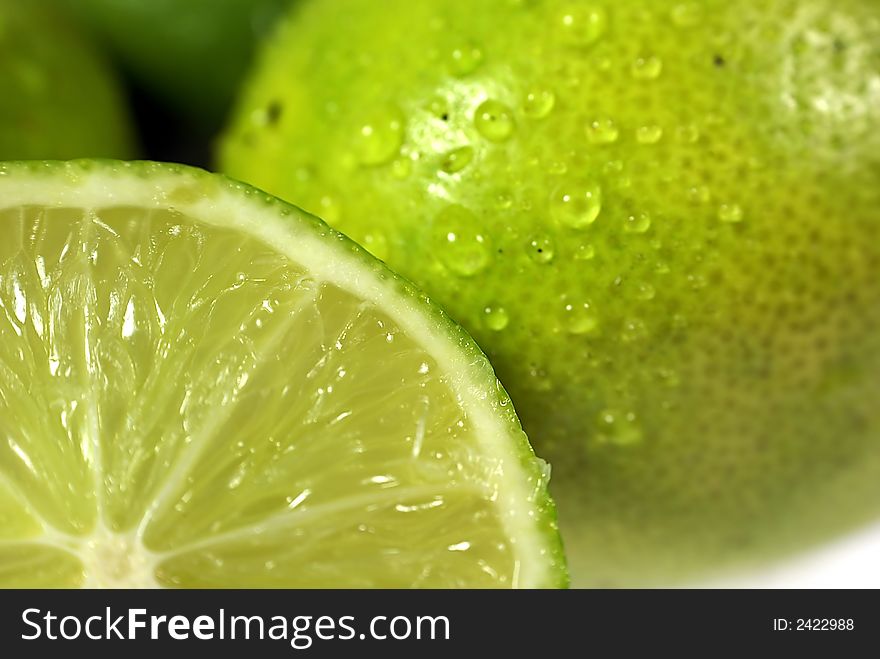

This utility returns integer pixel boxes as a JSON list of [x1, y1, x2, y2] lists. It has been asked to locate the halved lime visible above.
[[0, 160, 565, 588]]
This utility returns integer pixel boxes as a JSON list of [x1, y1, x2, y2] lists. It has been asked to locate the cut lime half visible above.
[[0, 160, 565, 588]]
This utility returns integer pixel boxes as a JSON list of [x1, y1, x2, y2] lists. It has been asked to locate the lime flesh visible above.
[[0, 160, 565, 588]]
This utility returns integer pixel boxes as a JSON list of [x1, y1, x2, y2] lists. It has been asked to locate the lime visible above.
[[220, 0, 880, 585], [0, 0, 134, 160], [0, 160, 565, 588], [52, 0, 289, 126]]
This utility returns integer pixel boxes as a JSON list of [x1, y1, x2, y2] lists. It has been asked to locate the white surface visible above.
[[705, 522, 880, 588]]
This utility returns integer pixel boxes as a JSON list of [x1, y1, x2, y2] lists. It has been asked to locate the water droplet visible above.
[[596, 409, 643, 446], [483, 305, 510, 331], [586, 118, 619, 144], [548, 160, 568, 175], [670, 2, 702, 27], [656, 367, 681, 387], [636, 282, 656, 300], [563, 302, 599, 334], [427, 96, 451, 121], [624, 212, 651, 233], [558, 4, 608, 46], [435, 206, 492, 276], [474, 100, 515, 142], [575, 243, 596, 260], [687, 185, 711, 204], [527, 234, 555, 263], [631, 55, 663, 80], [636, 124, 663, 144], [440, 145, 475, 173], [317, 195, 342, 223], [449, 42, 484, 76], [495, 190, 514, 209], [550, 180, 603, 229], [676, 124, 701, 143], [362, 232, 390, 261], [528, 366, 554, 392], [688, 273, 708, 290], [717, 203, 743, 223], [621, 317, 648, 342], [603, 160, 624, 175], [523, 88, 556, 119], [354, 110, 404, 166], [391, 157, 412, 179]]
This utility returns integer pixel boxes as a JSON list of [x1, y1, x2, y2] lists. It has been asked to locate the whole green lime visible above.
[[220, 0, 880, 585], [0, 0, 134, 160], [53, 0, 289, 126]]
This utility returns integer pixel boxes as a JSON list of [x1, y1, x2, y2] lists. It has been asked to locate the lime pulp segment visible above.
[[0, 161, 565, 588]]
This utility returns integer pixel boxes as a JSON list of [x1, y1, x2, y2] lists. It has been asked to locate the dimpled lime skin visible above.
[[220, 0, 880, 586], [0, 0, 134, 160]]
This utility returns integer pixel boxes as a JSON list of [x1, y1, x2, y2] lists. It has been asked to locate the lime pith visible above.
[[0, 160, 565, 588]]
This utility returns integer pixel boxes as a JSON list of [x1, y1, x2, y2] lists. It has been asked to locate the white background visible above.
[[705, 521, 880, 588]]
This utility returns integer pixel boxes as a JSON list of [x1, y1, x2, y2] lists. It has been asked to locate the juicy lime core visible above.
[[0, 161, 565, 588], [221, 0, 880, 585]]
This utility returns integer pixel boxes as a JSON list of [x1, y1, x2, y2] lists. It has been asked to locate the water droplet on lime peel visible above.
[[624, 212, 652, 233], [548, 160, 568, 175], [449, 42, 484, 76], [550, 180, 603, 229], [427, 96, 450, 121], [435, 206, 492, 276], [631, 55, 663, 80], [440, 145, 475, 173], [670, 2, 702, 27], [362, 232, 390, 261], [636, 125, 663, 144], [355, 111, 404, 166], [564, 302, 600, 334], [474, 100, 515, 142], [495, 190, 514, 209], [657, 367, 681, 388], [677, 124, 701, 143], [527, 234, 556, 263], [586, 118, 619, 144], [391, 157, 412, 179], [718, 203, 743, 223], [688, 185, 711, 204], [596, 409, 643, 446], [575, 243, 596, 260], [558, 3, 608, 45], [523, 89, 556, 118], [483, 305, 510, 331], [529, 366, 554, 392], [317, 195, 342, 224], [604, 159, 624, 174], [636, 282, 656, 300], [621, 317, 649, 342]]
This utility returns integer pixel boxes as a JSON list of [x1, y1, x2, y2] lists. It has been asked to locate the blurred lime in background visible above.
[[0, 0, 134, 160], [53, 0, 290, 129], [221, 0, 880, 585]]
